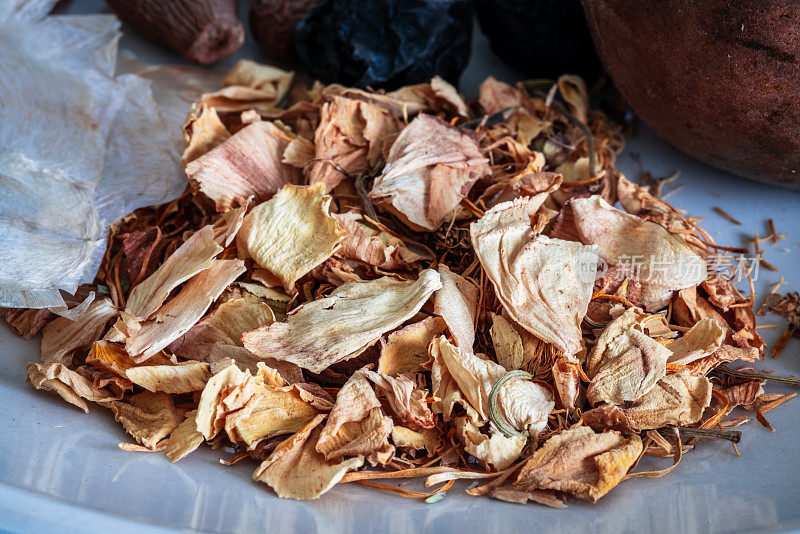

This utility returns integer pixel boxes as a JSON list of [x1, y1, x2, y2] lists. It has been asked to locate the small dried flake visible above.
[[377, 316, 448, 376], [253, 415, 364, 500], [429, 336, 505, 421], [26, 363, 126, 413], [434, 264, 480, 350], [471, 197, 598, 356], [390, 426, 427, 451], [515, 426, 642, 502], [126, 361, 212, 394], [165, 410, 205, 462], [237, 184, 344, 292], [309, 96, 399, 191], [182, 104, 230, 163], [40, 298, 117, 365], [108, 391, 182, 450], [489, 486, 566, 509], [126, 259, 246, 360], [242, 270, 442, 373], [334, 212, 430, 270], [186, 121, 300, 211], [553, 196, 707, 311], [369, 115, 490, 231], [585, 308, 672, 406], [125, 225, 222, 321]]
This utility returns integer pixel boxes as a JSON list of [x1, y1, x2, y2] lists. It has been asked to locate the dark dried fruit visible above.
[[105, 0, 245, 65], [249, 0, 318, 61], [476, 0, 601, 81], [294, 0, 474, 90]]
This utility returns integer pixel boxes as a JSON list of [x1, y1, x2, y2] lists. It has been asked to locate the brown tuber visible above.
[[105, 0, 245, 65], [249, 0, 318, 61]]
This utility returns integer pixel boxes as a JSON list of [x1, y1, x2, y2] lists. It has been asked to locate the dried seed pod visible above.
[[249, 0, 318, 61], [294, 0, 474, 90], [105, 0, 245, 65]]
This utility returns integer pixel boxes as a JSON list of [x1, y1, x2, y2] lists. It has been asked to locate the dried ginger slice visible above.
[[253, 414, 364, 500], [515, 426, 642, 502], [236, 183, 344, 292], [186, 121, 300, 211], [369, 114, 490, 231], [471, 197, 598, 356], [242, 269, 441, 373]]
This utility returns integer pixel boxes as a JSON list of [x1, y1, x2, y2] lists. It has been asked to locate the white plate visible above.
[[2, 3, 799, 533]]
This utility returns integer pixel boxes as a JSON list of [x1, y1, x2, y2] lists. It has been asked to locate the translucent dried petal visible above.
[[221, 60, 293, 104], [182, 104, 229, 163], [186, 121, 300, 211], [125, 361, 212, 394], [237, 184, 344, 292], [471, 197, 598, 356], [515, 426, 642, 502], [26, 362, 126, 413], [434, 264, 479, 350], [40, 298, 117, 366], [334, 212, 430, 270], [666, 318, 725, 365], [369, 115, 490, 231], [490, 314, 524, 371], [165, 409, 204, 462], [243, 270, 441, 373], [455, 414, 525, 470], [362, 370, 435, 430], [253, 415, 364, 500], [496, 379, 554, 438]]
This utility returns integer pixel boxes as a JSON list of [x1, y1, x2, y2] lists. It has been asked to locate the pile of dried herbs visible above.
[[8, 60, 797, 506]]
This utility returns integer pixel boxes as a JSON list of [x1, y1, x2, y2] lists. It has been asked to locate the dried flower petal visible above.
[[26, 362, 126, 413], [186, 121, 300, 211], [243, 269, 441, 373], [182, 104, 230, 163], [434, 264, 480, 350], [666, 318, 725, 365], [369, 115, 490, 231], [334, 212, 430, 270], [362, 370, 435, 430], [515, 426, 642, 502], [377, 316, 448, 376], [491, 314, 525, 371], [471, 197, 598, 356], [496, 378, 554, 438], [164, 409, 205, 462], [108, 391, 182, 450], [221, 60, 293, 104], [237, 184, 344, 292], [253, 414, 364, 500], [41, 298, 117, 365], [126, 361, 212, 394], [455, 414, 525, 470]]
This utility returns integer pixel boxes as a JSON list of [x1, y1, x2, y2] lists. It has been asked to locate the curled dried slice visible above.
[[221, 60, 293, 104], [186, 121, 300, 211], [362, 370, 435, 430], [315, 372, 393, 464], [253, 414, 364, 500], [242, 269, 441, 373], [666, 318, 725, 366], [126, 259, 246, 360], [41, 298, 117, 365], [455, 413, 526, 470], [205, 296, 275, 344], [108, 391, 182, 450], [125, 225, 222, 321], [471, 197, 598, 356], [26, 362, 127, 413], [553, 196, 707, 311], [583, 370, 712, 432], [377, 316, 447, 376], [237, 184, 344, 292], [492, 373, 554, 440], [182, 104, 229, 163], [369, 115, 490, 231], [333, 212, 430, 270], [308, 96, 398, 191], [429, 336, 506, 421], [585, 308, 672, 406], [515, 426, 642, 502], [125, 361, 212, 394]]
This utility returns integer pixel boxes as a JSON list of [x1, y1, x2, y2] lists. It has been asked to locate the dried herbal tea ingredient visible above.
[[8, 57, 797, 508]]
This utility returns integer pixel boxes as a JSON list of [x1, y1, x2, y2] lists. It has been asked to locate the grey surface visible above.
[[2, 2, 800, 533]]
